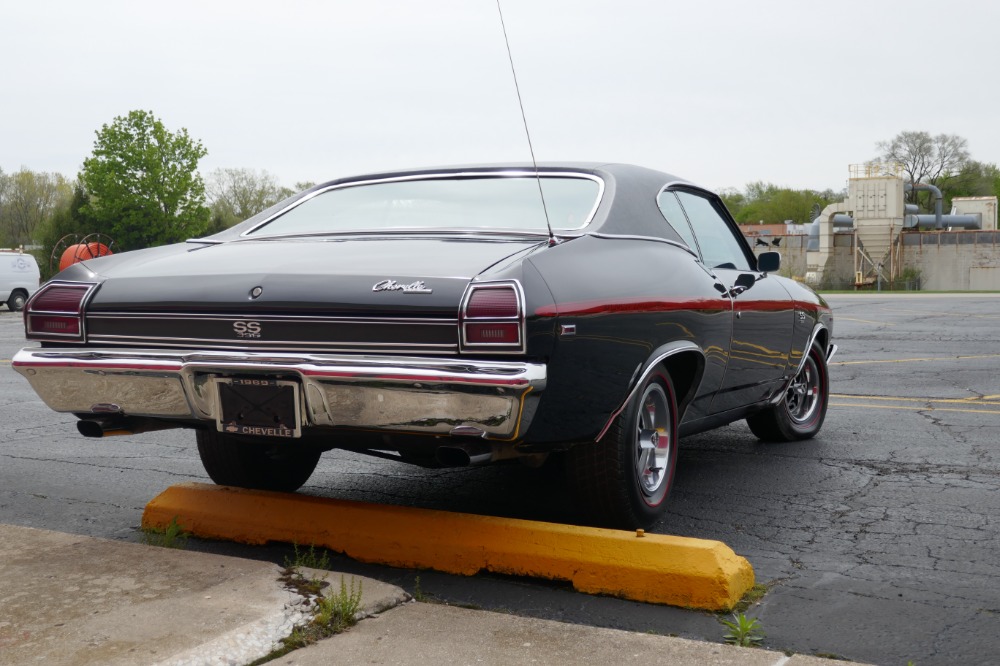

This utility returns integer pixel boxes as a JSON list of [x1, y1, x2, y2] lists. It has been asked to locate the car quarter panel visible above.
[[778, 276, 834, 370], [519, 234, 733, 445]]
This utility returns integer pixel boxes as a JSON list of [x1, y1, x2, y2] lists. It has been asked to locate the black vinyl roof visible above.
[[215, 162, 717, 245]]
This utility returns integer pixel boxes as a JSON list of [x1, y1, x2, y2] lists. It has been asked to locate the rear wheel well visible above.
[[813, 327, 828, 353], [660, 351, 703, 418]]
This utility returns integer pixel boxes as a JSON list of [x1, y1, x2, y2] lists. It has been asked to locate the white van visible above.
[[0, 249, 41, 311]]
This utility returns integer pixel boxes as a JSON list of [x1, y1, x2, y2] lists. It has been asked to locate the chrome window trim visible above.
[[585, 232, 698, 258], [655, 187, 702, 259], [666, 184, 757, 271], [241, 171, 606, 238]]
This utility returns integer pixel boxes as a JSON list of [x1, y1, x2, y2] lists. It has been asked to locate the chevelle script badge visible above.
[[372, 279, 433, 294]]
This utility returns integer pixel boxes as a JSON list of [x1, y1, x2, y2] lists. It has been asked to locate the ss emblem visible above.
[[233, 321, 262, 338]]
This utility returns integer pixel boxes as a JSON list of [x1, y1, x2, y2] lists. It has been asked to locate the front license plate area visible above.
[[216, 378, 301, 438]]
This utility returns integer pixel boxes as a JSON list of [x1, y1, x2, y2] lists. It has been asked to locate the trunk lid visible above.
[[81, 237, 543, 354], [88, 237, 542, 316]]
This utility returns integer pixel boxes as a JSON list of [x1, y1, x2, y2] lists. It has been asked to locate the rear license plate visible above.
[[215, 378, 301, 438]]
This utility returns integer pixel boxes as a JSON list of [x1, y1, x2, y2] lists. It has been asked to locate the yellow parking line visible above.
[[831, 394, 1000, 406], [143, 483, 755, 612], [831, 402, 1000, 415], [883, 308, 1000, 320], [832, 353, 1000, 366], [837, 316, 894, 326]]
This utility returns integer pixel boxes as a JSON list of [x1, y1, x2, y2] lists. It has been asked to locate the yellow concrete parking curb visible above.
[[142, 482, 755, 611]]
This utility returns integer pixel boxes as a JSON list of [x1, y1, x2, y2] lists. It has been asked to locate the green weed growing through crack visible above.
[[284, 543, 331, 571], [250, 573, 363, 665], [141, 516, 189, 549], [413, 575, 427, 602], [720, 612, 765, 647]]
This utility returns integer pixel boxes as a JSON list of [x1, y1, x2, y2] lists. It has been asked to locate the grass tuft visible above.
[[141, 516, 189, 549], [249, 573, 363, 665]]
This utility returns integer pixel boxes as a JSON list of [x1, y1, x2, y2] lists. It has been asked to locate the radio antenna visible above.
[[496, 0, 555, 245]]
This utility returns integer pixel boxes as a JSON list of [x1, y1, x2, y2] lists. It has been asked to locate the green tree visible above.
[[80, 110, 211, 250], [938, 160, 1000, 209], [875, 131, 970, 208], [0, 168, 72, 247], [33, 182, 99, 279], [718, 187, 746, 218], [723, 182, 842, 225], [206, 167, 288, 229]]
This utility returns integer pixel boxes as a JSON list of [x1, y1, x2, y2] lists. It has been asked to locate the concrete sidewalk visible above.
[[0, 524, 866, 665]]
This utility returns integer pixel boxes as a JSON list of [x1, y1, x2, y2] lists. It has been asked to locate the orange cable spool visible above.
[[58, 242, 113, 272]]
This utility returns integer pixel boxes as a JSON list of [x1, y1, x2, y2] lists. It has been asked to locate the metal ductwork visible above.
[[807, 215, 854, 251], [905, 182, 943, 228], [904, 213, 982, 230]]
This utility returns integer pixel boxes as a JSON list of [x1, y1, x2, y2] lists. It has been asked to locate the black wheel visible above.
[[7, 289, 28, 312], [747, 342, 829, 441], [567, 368, 679, 529], [196, 429, 321, 492]]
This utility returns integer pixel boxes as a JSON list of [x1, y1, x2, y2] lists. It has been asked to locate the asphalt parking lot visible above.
[[2, 293, 998, 665]]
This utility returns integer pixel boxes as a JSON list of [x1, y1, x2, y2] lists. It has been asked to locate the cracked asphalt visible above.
[[2, 293, 998, 665]]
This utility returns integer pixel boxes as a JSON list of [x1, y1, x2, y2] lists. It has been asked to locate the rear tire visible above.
[[7, 289, 27, 312], [567, 369, 679, 529], [196, 429, 321, 492], [747, 342, 829, 441]]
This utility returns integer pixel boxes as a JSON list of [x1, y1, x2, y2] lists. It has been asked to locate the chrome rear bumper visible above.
[[13, 348, 546, 440]]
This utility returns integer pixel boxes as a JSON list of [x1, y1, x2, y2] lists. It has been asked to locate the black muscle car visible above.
[[14, 163, 835, 528]]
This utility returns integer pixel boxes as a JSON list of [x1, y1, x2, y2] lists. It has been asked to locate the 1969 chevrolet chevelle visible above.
[[14, 163, 834, 528]]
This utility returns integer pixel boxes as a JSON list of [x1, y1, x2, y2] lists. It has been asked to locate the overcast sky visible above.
[[3, 0, 998, 194]]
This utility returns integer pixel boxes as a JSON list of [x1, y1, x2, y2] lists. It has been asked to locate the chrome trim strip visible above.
[[241, 171, 606, 238], [586, 232, 698, 258], [87, 312, 459, 325], [87, 335, 456, 349], [797, 324, 828, 377], [83, 339, 459, 355], [595, 341, 704, 442], [770, 324, 830, 405], [13, 348, 548, 441], [826, 343, 838, 363]]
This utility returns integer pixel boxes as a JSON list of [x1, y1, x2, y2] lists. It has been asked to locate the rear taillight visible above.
[[25, 282, 95, 341], [466, 288, 519, 318], [460, 282, 524, 352]]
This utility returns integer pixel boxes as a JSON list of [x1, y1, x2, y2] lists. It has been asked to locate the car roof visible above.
[[214, 163, 717, 245]]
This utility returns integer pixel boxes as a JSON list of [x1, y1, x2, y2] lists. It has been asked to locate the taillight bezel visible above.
[[24, 281, 98, 342], [459, 280, 525, 354]]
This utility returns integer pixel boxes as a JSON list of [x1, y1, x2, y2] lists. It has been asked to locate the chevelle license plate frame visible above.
[[215, 377, 302, 439]]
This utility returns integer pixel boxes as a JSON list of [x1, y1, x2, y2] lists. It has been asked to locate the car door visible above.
[[671, 189, 795, 413]]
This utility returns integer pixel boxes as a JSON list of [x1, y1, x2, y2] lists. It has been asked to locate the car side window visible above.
[[673, 191, 752, 271], [656, 190, 701, 257]]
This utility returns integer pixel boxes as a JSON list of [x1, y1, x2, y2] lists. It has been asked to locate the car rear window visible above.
[[245, 174, 602, 236]]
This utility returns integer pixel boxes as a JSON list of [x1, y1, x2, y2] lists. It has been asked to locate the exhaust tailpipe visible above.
[[77, 417, 180, 438], [436, 443, 494, 467]]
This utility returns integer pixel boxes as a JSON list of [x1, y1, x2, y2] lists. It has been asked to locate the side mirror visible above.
[[757, 251, 781, 273]]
